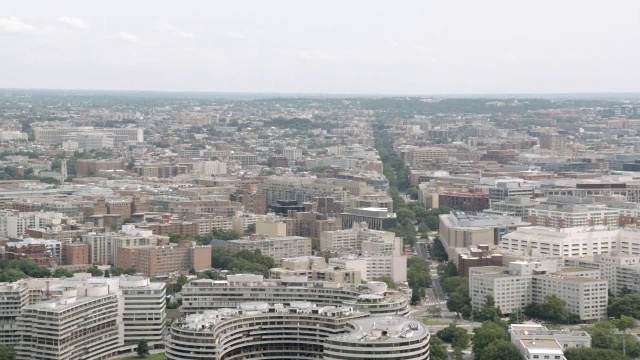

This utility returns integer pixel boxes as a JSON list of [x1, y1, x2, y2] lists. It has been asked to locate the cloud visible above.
[[156, 23, 194, 39], [224, 31, 249, 39], [58, 16, 89, 30], [296, 50, 340, 62], [104, 32, 139, 43], [0, 16, 38, 34]]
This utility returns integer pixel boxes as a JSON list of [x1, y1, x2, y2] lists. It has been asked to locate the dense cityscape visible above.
[[0, 90, 639, 360]]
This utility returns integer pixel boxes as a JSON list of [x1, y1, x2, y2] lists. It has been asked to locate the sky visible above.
[[1, 0, 639, 95]]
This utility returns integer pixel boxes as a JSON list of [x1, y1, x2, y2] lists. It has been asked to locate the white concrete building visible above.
[[195, 160, 227, 175], [82, 225, 166, 265], [180, 275, 411, 317], [565, 253, 640, 296], [16, 282, 124, 360], [0, 210, 66, 238], [470, 260, 607, 321], [320, 222, 402, 255], [510, 324, 591, 360], [166, 302, 368, 360], [282, 147, 303, 160], [0, 282, 29, 345], [13, 274, 165, 359], [226, 236, 312, 266], [329, 254, 408, 283]]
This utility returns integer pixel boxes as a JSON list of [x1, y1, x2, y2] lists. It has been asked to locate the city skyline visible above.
[[2, 0, 640, 95]]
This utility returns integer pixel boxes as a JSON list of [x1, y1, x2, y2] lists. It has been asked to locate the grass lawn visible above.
[[419, 318, 450, 326], [117, 354, 166, 360]]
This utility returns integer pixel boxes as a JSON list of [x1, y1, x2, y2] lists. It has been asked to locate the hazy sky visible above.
[[1, 0, 639, 95]]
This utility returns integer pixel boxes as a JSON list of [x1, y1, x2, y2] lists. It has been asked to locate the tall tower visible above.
[[61, 159, 68, 180]]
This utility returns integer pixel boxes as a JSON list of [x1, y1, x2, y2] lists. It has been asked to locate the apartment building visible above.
[[565, 253, 640, 296], [14, 275, 165, 359], [0, 282, 29, 345], [350, 192, 394, 212], [500, 226, 624, 258], [166, 302, 370, 360], [484, 196, 540, 220], [320, 222, 402, 255], [33, 126, 143, 144], [469, 260, 607, 321], [0, 210, 66, 238], [82, 226, 168, 265], [226, 235, 311, 266], [489, 180, 535, 202], [400, 146, 448, 166], [323, 317, 430, 360], [259, 177, 350, 206], [439, 191, 490, 212], [339, 207, 397, 230], [528, 204, 619, 228], [269, 256, 361, 285], [16, 285, 124, 360], [328, 254, 407, 282], [116, 241, 211, 278], [180, 275, 411, 316]]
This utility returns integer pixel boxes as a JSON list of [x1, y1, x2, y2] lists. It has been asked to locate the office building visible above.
[[339, 207, 397, 230], [439, 211, 528, 259], [484, 196, 540, 221], [565, 253, 640, 296], [226, 235, 311, 265], [489, 180, 535, 202], [269, 256, 362, 285], [470, 260, 607, 321], [528, 204, 619, 228], [328, 254, 407, 282], [320, 222, 402, 255]]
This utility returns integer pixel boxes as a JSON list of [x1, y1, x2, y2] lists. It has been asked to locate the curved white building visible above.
[[166, 303, 430, 360], [324, 317, 431, 360], [180, 275, 410, 316]]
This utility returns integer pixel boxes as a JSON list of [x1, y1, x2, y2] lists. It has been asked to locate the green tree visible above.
[[472, 321, 509, 357], [446, 283, 472, 318], [52, 268, 75, 278], [436, 324, 467, 343], [564, 348, 628, 360], [609, 294, 640, 319], [244, 224, 256, 235], [478, 339, 522, 360], [135, 340, 149, 358], [429, 336, 448, 360], [472, 295, 503, 322], [86, 267, 104, 277], [452, 330, 470, 350], [311, 237, 321, 252], [0, 345, 16, 360]]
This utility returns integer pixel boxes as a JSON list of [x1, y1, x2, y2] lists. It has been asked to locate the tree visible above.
[[135, 340, 149, 358], [311, 237, 321, 252], [429, 337, 448, 360], [472, 295, 503, 322], [104, 269, 110, 278], [447, 283, 472, 318], [0, 345, 16, 360], [564, 348, 628, 360], [472, 321, 509, 357], [244, 224, 256, 235], [478, 339, 522, 360], [86, 267, 104, 277], [52, 268, 74, 278], [609, 294, 640, 319], [613, 315, 635, 332], [417, 222, 430, 234], [436, 324, 467, 342], [452, 330, 470, 350]]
